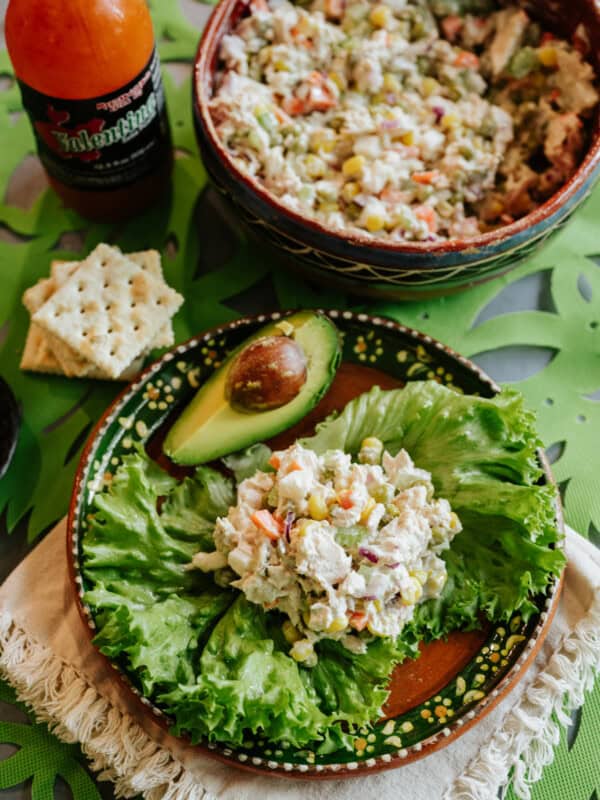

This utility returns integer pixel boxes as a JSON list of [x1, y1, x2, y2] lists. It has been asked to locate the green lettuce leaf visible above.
[[161, 595, 332, 748], [83, 453, 236, 695], [308, 632, 419, 724], [82, 453, 235, 595], [162, 596, 416, 748], [91, 588, 233, 694], [221, 443, 273, 483], [302, 382, 565, 631], [160, 466, 236, 549]]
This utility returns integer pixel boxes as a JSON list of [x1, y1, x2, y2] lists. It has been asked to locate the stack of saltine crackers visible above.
[[21, 244, 183, 381]]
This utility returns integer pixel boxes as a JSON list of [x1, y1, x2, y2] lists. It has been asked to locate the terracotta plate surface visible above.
[[67, 311, 563, 779]]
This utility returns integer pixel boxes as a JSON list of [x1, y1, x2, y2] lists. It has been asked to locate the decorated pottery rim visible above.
[[67, 310, 564, 779], [193, 0, 600, 257]]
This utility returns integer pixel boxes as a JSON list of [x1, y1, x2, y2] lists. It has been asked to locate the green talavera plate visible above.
[[67, 310, 562, 779]]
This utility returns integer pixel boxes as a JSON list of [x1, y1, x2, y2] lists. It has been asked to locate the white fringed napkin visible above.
[[0, 521, 598, 800]]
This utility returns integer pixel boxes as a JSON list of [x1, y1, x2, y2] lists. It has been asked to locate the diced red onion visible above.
[[386, 562, 401, 568], [361, 594, 377, 601], [432, 106, 445, 123], [359, 547, 379, 564]]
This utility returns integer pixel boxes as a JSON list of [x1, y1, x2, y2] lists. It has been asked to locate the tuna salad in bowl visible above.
[[194, 0, 600, 296]]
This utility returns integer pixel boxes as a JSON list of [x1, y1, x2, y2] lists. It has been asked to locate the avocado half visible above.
[[163, 311, 342, 465]]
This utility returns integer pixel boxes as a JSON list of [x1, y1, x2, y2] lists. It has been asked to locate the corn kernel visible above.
[[401, 577, 423, 605], [427, 570, 447, 594], [319, 201, 340, 213], [436, 199, 454, 218], [328, 70, 346, 91], [274, 59, 290, 71], [422, 77, 439, 97], [371, 484, 393, 503], [537, 46, 558, 67], [297, 520, 312, 538], [308, 492, 329, 521], [369, 4, 392, 28], [359, 436, 384, 464], [290, 639, 316, 663], [310, 130, 336, 153], [326, 616, 348, 634], [360, 497, 377, 523], [441, 113, 459, 131], [342, 181, 360, 201], [367, 621, 380, 636], [410, 569, 428, 585], [383, 72, 401, 93], [342, 155, 366, 177], [449, 511, 460, 531], [400, 130, 415, 146], [282, 620, 302, 644], [365, 214, 386, 232], [362, 437, 381, 447], [373, 599, 383, 612], [431, 525, 445, 543], [305, 154, 326, 178]]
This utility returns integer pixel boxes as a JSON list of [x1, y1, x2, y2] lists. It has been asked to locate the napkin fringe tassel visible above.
[[445, 589, 600, 800], [0, 611, 216, 800], [1, 589, 599, 800]]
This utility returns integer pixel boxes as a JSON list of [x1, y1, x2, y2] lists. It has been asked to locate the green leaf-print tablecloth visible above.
[[0, 0, 598, 798]]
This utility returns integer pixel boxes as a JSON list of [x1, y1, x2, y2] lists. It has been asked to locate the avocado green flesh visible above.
[[163, 312, 341, 465]]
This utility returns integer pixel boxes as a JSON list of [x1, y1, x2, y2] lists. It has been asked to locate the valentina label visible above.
[[49, 95, 158, 156], [18, 48, 171, 191]]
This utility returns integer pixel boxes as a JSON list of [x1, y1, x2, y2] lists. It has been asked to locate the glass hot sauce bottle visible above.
[[5, 0, 173, 222]]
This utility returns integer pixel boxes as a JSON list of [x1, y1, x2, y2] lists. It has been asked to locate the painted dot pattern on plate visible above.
[[69, 310, 560, 777]]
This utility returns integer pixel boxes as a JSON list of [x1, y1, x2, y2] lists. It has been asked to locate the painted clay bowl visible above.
[[67, 311, 563, 778], [192, 0, 600, 299]]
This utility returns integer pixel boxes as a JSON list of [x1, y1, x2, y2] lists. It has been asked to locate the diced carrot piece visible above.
[[454, 50, 479, 69], [441, 15, 463, 42], [308, 86, 336, 111], [282, 96, 306, 116], [273, 106, 291, 124], [411, 170, 439, 185], [288, 460, 303, 472], [415, 205, 438, 233], [269, 453, 281, 469], [251, 509, 282, 541], [349, 612, 368, 631], [337, 490, 354, 509], [380, 187, 408, 202]]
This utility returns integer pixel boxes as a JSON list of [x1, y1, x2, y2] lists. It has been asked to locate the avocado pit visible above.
[[226, 335, 308, 412]]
